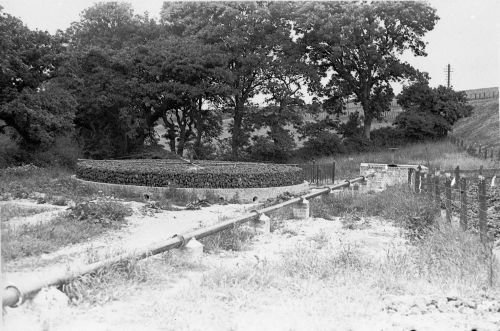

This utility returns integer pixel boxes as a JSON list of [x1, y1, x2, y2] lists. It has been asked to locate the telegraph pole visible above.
[[444, 64, 453, 88]]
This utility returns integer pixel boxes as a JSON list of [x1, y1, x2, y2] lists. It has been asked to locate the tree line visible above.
[[1, 1, 471, 164]]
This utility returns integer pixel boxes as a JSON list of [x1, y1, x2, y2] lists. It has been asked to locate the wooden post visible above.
[[454, 166, 460, 187], [478, 145, 482, 157], [445, 176, 452, 223], [427, 173, 433, 197], [484, 148, 488, 159], [434, 175, 441, 206], [312, 161, 316, 185], [478, 176, 487, 243], [408, 168, 413, 188], [460, 178, 467, 231], [479, 165, 483, 177], [414, 167, 421, 193], [316, 164, 320, 186], [332, 161, 335, 184]]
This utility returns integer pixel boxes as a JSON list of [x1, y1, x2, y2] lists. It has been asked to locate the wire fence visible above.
[[449, 136, 500, 162], [409, 165, 499, 243]]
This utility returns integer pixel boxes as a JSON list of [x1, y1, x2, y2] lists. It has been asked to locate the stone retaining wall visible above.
[[72, 176, 310, 203], [360, 163, 428, 191]]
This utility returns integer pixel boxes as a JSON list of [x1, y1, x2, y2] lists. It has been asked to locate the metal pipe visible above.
[[2, 174, 371, 308]]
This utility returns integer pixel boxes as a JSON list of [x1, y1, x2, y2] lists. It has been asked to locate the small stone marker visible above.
[[292, 198, 310, 220], [173, 237, 204, 261], [253, 213, 271, 234]]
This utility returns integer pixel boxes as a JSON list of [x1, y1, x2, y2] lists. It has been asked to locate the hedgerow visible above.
[[76, 160, 304, 188]]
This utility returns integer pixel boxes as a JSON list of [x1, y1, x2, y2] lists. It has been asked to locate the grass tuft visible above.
[[200, 224, 256, 253], [1, 199, 132, 261]]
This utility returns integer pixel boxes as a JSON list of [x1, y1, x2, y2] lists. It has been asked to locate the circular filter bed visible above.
[[76, 159, 304, 188]]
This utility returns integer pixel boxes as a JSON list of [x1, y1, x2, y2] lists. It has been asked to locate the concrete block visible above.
[[253, 213, 271, 234], [172, 237, 204, 261], [292, 198, 310, 220]]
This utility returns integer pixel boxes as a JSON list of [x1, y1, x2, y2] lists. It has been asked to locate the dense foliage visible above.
[[395, 81, 473, 140], [1, 2, 442, 165], [76, 159, 304, 188]]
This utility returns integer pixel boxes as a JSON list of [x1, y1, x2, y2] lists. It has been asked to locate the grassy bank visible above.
[[318, 139, 499, 179], [1, 199, 132, 261], [453, 98, 500, 149]]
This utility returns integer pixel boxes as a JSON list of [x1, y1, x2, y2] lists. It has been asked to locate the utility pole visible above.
[[444, 64, 453, 88]]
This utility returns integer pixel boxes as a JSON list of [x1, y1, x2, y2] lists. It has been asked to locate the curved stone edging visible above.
[[71, 176, 310, 203]]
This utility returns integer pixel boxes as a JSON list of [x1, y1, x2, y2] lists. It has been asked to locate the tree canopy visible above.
[[0, 7, 76, 149], [395, 80, 472, 139], [294, 1, 439, 139], [1, 1, 448, 164]]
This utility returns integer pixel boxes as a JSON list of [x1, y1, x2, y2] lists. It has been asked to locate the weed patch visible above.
[[200, 225, 255, 253], [1, 200, 132, 261]]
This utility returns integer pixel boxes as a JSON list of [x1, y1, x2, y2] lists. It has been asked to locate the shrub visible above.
[[370, 127, 409, 147], [298, 131, 345, 158], [76, 159, 304, 188], [342, 136, 373, 153], [248, 136, 293, 163], [67, 200, 132, 228]]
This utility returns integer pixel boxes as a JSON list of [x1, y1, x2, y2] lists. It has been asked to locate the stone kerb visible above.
[[71, 175, 309, 203], [360, 163, 428, 191]]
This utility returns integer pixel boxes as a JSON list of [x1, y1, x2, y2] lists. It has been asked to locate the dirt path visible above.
[[4, 216, 500, 331], [2, 201, 258, 282]]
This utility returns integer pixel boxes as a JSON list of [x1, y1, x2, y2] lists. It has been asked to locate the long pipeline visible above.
[[2, 174, 372, 308]]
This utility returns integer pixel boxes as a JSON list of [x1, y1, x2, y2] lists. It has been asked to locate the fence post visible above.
[[479, 145, 482, 157], [445, 176, 452, 223], [460, 178, 467, 231], [312, 161, 316, 185], [478, 176, 487, 244], [454, 166, 460, 187], [479, 165, 483, 177], [332, 161, 335, 184], [414, 167, 421, 193], [434, 174, 441, 206], [316, 164, 320, 186], [408, 168, 413, 188], [427, 172, 433, 196], [484, 148, 488, 159]]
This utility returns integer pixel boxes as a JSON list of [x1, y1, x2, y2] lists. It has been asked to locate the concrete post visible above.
[[292, 198, 310, 220]]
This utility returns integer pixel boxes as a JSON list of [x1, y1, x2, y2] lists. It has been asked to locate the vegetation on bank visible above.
[[76, 159, 304, 188], [1, 199, 132, 261]]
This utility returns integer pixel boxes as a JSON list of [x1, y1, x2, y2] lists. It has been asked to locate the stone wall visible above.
[[72, 176, 310, 203], [360, 163, 428, 191]]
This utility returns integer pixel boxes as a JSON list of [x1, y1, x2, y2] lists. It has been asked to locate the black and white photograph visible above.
[[1, 0, 499, 330]]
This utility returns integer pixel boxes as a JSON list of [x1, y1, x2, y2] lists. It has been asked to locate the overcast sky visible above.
[[2, 0, 499, 93]]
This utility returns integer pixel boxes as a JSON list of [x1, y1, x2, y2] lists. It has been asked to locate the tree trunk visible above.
[[363, 116, 371, 140], [194, 97, 203, 156], [231, 96, 244, 160]]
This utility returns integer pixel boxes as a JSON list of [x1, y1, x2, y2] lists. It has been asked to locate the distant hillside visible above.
[[452, 98, 500, 149]]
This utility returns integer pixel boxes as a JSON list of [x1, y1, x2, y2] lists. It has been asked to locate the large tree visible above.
[[0, 7, 76, 149], [295, 1, 439, 139], [161, 1, 296, 158], [63, 2, 160, 158]]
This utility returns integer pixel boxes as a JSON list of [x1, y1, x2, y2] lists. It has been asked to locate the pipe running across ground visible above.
[[2, 174, 373, 308]]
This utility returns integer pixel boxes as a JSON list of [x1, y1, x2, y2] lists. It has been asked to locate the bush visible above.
[[394, 111, 451, 140], [370, 127, 409, 147], [298, 131, 345, 158], [76, 159, 304, 188], [67, 200, 132, 228], [342, 136, 373, 153], [248, 136, 292, 163]]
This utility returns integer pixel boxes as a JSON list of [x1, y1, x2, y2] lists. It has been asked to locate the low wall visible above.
[[72, 176, 310, 203], [360, 163, 428, 191]]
